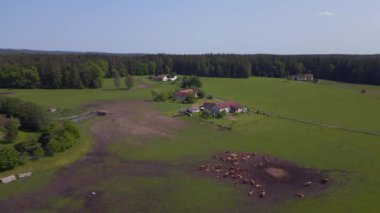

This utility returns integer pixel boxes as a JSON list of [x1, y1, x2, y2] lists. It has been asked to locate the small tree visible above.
[[206, 94, 213, 100], [4, 118, 20, 143], [125, 74, 134, 90], [183, 94, 196, 104], [0, 147, 19, 171], [151, 89, 167, 102], [113, 70, 121, 89], [32, 145, 44, 159], [197, 89, 205, 99], [200, 110, 212, 119], [181, 76, 202, 88]]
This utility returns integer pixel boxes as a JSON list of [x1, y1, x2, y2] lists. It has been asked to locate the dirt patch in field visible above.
[[0, 100, 186, 212], [137, 81, 151, 89], [198, 152, 330, 202]]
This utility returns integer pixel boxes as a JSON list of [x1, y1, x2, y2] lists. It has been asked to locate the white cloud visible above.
[[319, 11, 334, 16]]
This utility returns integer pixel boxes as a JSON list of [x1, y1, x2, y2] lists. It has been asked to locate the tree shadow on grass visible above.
[[0, 139, 12, 145]]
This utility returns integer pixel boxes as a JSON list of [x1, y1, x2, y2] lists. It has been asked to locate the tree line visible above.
[[1, 53, 380, 87]]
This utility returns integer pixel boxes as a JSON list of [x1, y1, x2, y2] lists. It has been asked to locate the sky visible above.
[[0, 0, 379, 54]]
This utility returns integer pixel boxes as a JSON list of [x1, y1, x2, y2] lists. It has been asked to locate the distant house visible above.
[[174, 88, 198, 100], [304, 73, 314, 81], [154, 74, 178, 82], [288, 73, 314, 81], [187, 107, 200, 113], [168, 75, 178, 82], [154, 75, 168, 82], [201, 101, 246, 114]]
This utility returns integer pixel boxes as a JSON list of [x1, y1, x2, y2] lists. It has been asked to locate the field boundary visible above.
[[251, 110, 380, 136]]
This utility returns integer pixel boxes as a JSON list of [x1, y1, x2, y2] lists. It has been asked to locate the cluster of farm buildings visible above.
[[287, 73, 314, 81], [173, 88, 247, 115], [153, 74, 178, 82]]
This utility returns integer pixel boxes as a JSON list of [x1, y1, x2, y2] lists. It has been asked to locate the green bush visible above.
[[197, 89, 206, 99], [0, 147, 19, 171], [151, 89, 168, 102], [181, 76, 202, 88], [42, 121, 81, 155], [4, 118, 20, 142], [183, 94, 196, 104], [0, 97, 50, 131], [200, 110, 212, 119]]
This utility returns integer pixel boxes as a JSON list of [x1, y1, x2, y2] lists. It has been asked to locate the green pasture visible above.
[[0, 76, 379, 212]]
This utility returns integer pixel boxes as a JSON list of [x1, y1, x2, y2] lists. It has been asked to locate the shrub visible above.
[[0, 97, 50, 131], [0, 147, 19, 171], [197, 89, 205, 99], [183, 94, 196, 104], [42, 121, 81, 155], [18, 101, 50, 131], [181, 76, 202, 88], [206, 95, 213, 100], [125, 74, 134, 90], [151, 89, 167, 102], [215, 111, 226, 119], [200, 110, 212, 119], [14, 139, 41, 156], [4, 118, 20, 142]]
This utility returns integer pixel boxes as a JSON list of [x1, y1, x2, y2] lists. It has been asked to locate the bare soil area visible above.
[[0, 100, 185, 212], [198, 152, 330, 202]]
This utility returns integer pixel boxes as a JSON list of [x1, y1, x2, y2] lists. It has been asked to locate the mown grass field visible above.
[[0, 76, 380, 212]]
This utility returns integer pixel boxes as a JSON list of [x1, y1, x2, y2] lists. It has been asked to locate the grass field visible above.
[[0, 76, 379, 212]]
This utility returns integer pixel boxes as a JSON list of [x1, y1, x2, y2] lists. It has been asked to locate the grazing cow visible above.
[[303, 181, 312, 187], [296, 192, 305, 198], [249, 180, 256, 185], [199, 165, 208, 170], [259, 191, 266, 198], [320, 178, 329, 184], [248, 189, 255, 196], [241, 179, 249, 184], [212, 155, 218, 159], [255, 184, 262, 189], [214, 164, 222, 169]]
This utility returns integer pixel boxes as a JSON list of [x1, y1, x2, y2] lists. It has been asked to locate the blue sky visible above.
[[0, 0, 379, 54]]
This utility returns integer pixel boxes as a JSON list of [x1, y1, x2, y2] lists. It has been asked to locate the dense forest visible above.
[[0, 52, 379, 88]]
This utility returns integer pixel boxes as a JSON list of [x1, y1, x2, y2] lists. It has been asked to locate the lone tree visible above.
[[125, 74, 134, 90], [181, 76, 202, 88], [113, 70, 121, 89], [4, 118, 20, 143], [0, 147, 19, 171], [151, 89, 167, 102]]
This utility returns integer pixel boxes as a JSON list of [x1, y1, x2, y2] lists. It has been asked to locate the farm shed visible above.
[[174, 88, 198, 100], [18, 172, 32, 178], [201, 101, 245, 114], [1, 175, 16, 184]]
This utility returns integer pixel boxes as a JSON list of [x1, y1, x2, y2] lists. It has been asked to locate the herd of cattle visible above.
[[199, 151, 329, 199]]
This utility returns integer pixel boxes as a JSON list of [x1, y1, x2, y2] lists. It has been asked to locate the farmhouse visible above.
[[174, 88, 198, 100], [201, 101, 246, 114], [187, 106, 200, 113], [154, 74, 177, 82], [288, 73, 314, 81], [154, 75, 168, 82]]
